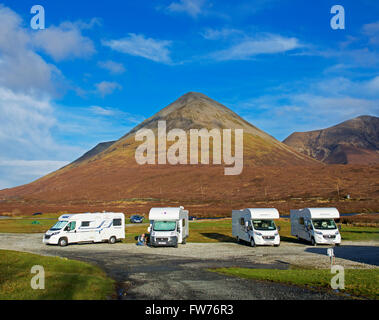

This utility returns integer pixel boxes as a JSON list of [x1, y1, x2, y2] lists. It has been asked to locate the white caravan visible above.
[[232, 208, 280, 247], [148, 207, 189, 247], [43, 212, 125, 246], [290, 208, 341, 246]]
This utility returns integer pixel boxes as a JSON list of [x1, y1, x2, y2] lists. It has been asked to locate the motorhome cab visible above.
[[232, 208, 280, 247], [290, 208, 341, 246], [43, 212, 125, 246], [148, 207, 189, 247]]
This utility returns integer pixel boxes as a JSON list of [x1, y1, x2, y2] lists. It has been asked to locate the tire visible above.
[[335, 243, 340, 247], [250, 237, 256, 247], [274, 244, 280, 247], [182, 238, 186, 245], [58, 237, 68, 247], [311, 237, 317, 246], [236, 236, 240, 243], [109, 236, 116, 244]]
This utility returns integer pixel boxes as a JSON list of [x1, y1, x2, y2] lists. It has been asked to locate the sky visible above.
[[0, 0, 378, 189]]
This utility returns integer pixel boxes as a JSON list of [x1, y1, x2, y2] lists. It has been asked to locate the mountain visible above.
[[283, 115, 379, 164], [3, 92, 378, 216], [73, 141, 116, 165]]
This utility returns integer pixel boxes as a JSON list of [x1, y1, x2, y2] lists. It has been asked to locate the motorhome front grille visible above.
[[323, 235, 336, 239], [156, 238, 169, 242], [44, 235, 51, 239], [262, 236, 275, 240]]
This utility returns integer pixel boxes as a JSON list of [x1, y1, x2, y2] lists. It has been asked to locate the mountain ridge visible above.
[[283, 115, 379, 164]]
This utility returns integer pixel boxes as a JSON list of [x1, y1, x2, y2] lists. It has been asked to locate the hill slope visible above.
[[283, 115, 379, 164], [3, 93, 378, 216]]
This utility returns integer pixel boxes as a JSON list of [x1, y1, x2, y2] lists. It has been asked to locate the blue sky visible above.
[[0, 0, 378, 188]]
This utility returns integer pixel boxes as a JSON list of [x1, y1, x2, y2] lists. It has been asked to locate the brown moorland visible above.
[[0, 93, 378, 216]]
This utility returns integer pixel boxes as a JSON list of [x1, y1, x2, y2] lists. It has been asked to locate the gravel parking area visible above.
[[0, 233, 377, 299]]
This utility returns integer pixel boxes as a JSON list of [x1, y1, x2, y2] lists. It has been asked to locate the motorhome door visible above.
[[64, 221, 78, 243], [239, 215, 250, 241], [177, 220, 183, 243]]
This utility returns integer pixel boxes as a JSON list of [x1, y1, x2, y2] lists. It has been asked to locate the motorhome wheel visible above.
[[109, 236, 116, 244], [59, 237, 68, 247], [311, 237, 317, 246]]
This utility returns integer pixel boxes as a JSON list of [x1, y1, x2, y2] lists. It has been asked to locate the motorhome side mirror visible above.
[[338, 225, 341, 230], [65, 227, 70, 232], [277, 226, 281, 231]]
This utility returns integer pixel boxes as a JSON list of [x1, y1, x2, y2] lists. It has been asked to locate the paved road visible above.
[[0, 233, 378, 300]]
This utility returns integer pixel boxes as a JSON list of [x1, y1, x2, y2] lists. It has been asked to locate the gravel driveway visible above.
[[0, 233, 377, 300]]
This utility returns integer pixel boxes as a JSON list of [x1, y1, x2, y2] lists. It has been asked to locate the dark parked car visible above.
[[189, 216, 197, 221], [130, 215, 144, 223]]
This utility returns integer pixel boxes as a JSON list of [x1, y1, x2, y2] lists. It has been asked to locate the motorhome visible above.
[[232, 208, 280, 247], [148, 207, 189, 247], [43, 212, 125, 246], [290, 208, 341, 246]]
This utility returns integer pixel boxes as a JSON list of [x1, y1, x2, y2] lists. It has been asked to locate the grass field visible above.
[[0, 250, 115, 299], [213, 267, 379, 300], [0, 217, 378, 242]]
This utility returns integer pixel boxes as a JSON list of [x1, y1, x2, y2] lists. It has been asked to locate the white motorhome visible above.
[[290, 208, 341, 246], [148, 207, 189, 247], [232, 208, 280, 247], [43, 212, 125, 246]]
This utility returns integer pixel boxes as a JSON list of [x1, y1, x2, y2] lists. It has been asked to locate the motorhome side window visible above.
[[299, 217, 304, 225], [113, 218, 122, 226], [81, 221, 90, 227], [182, 219, 185, 227], [66, 221, 76, 230], [240, 218, 244, 226]]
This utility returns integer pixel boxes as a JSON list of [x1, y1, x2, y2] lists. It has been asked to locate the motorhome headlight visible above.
[[254, 231, 262, 236], [274, 232, 279, 236], [50, 231, 60, 236], [335, 231, 339, 235], [315, 231, 323, 235]]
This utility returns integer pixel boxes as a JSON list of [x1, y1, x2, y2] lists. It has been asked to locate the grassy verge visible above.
[[0, 218, 378, 242], [0, 250, 114, 299], [213, 267, 379, 300]]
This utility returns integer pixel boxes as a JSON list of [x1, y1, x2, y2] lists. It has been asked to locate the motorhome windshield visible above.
[[252, 219, 276, 231], [153, 221, 176, 231], [50, 220, 68, 231], [312, 219, 337, 230]]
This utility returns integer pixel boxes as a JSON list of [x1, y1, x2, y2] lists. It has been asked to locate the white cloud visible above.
[[95, 81, 122, 97], [0, 5, 62, 96], [166, 0, 207, 18], [0, 159, 69, 190], [209, 33, 302, 61], [90, 105, 116, 116], [103, 33, 172, 64], [98, 60, 126, 74], [362, 21, 379, 45], [32, 21, 96, 61], [201, 27, 242, 40]]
